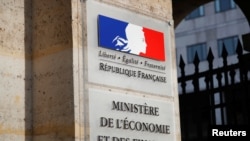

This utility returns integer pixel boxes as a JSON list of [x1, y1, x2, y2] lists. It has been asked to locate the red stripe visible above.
[[140, 28, 165, 61]]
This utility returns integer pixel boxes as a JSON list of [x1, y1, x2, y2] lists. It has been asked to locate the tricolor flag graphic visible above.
[[98, 15, 165, 61]]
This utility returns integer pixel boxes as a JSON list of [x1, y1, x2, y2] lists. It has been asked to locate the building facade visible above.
[[175, 1, 250, 140], [175, 0, 250, 93]]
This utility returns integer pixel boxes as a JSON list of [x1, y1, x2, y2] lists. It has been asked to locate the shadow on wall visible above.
[[24, 0, 33, 140], [24, 0, 75, 140]]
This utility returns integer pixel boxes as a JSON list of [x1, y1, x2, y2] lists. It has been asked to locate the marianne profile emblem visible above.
[[98, 15, 165, 61]]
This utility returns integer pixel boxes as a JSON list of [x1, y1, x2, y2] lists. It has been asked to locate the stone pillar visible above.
[[32, 0, 75, 141], [0, 0, 32, 141]]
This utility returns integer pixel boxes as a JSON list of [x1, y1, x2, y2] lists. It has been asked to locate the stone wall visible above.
[[0, 0, 178, 141], [99, 0, 172, 21], [0, 0, 32, 140], [32, 0, 75, 141]]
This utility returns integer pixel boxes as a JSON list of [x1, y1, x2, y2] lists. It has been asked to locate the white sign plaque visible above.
[[86, 1, 174, 96], [89, 88, 176, 141]]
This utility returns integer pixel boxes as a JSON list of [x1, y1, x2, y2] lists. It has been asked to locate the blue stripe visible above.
[[98, 15, 128, 50]]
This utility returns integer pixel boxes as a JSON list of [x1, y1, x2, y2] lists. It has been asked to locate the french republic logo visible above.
[[98, 15, 165, 61]]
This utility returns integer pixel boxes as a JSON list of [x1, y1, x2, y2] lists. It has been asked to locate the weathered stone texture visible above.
[[0, 0, 27, 57], [32, 0, 73, 58], [0, 0, 32, 141], [32, 50, 75, 141], [32, 0, 75, 141], [99, 0, 173, 21]]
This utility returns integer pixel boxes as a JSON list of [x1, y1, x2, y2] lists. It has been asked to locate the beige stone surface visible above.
[[32, 50, 75, 141], [99, 0, 173, 21], [32, 0, 75, 141], [0, 0, 32, 141], [0, 0, 178, 141]]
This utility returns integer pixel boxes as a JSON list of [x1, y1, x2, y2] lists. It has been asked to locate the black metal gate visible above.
[[178, 39, 250, 141]]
